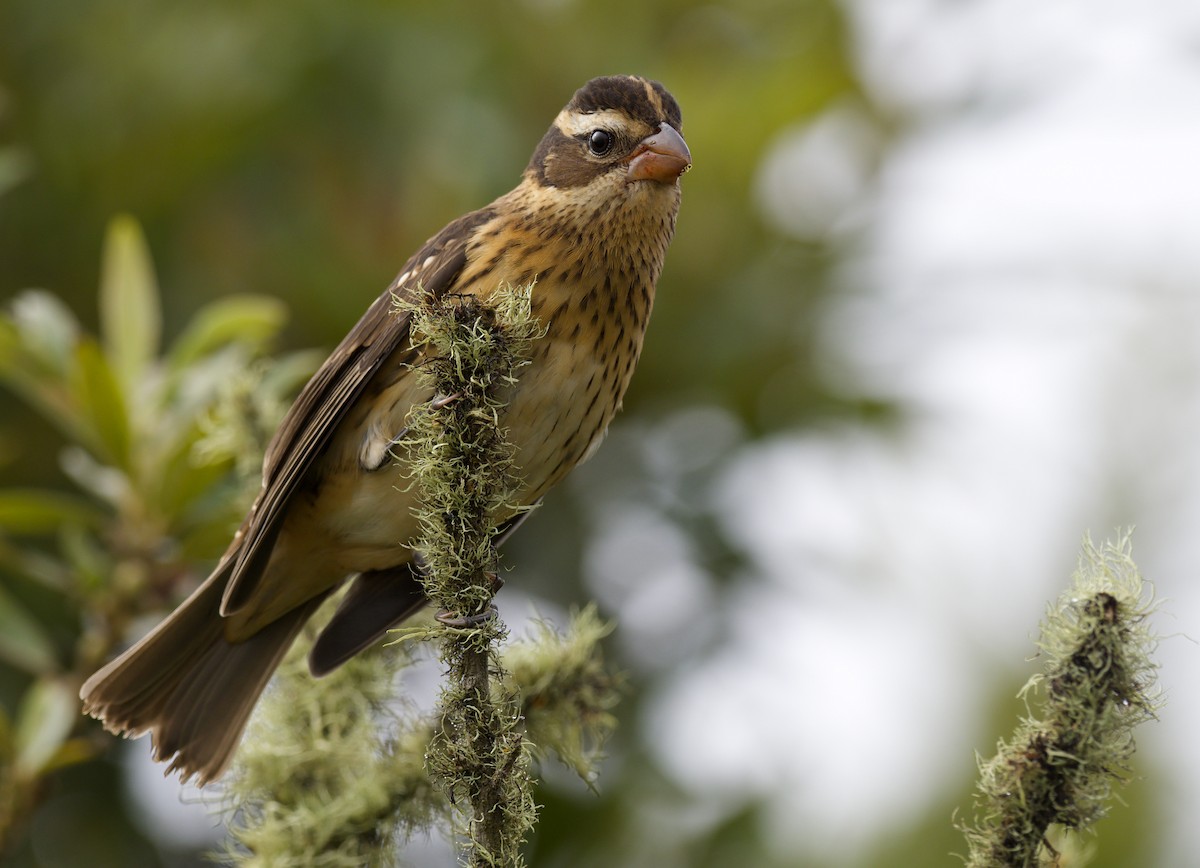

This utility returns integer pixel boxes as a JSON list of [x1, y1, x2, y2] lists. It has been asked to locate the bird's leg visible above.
[[434, 567, 504, 628], [435, 603, 498, 629]]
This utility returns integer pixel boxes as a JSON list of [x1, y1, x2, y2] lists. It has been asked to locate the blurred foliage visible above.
[[0, 214, 315, 858]]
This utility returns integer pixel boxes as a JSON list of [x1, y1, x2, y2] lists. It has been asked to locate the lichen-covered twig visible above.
[[959, 532, 1160, 868], [221, 604, 620, 866], [502, 605, 621, 785], [397, 283, 543, 867], [221, 606, 439, 868]]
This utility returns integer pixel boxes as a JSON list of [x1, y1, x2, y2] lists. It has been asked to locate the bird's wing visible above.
[[218, 206, 497, 617], [305, 499, 542, 676]]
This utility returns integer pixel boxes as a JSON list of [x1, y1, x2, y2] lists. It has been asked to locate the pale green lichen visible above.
[[959, 531, 1160, 868], [220, 605, 623, 867], [394, 282, 544, 634], [501, 606, 621, 786], [221, 602, 441, 868], [395, 282, 544, 867]]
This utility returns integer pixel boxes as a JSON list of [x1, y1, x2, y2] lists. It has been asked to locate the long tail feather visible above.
[[80, 562, 325, 785]]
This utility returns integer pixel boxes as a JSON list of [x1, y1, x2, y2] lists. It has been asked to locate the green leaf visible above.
[[100, 214, 161, 396], [58, 445, 129, 510], [151, 421, 233, 521], [0, 583, 58, 674], [168, 295, 287, 369], [70, 338, 131, 470], [36, 736, 95, 774], [0, 536, 74, 592], [0, 302, 90, 445], [14, 678, 77, 776], [5, 291, 79, 376], [58, 523, 112, 592], [0, 489, 104, 534]]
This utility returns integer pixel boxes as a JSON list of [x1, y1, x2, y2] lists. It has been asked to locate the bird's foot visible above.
[[435, 604, 499, 629]]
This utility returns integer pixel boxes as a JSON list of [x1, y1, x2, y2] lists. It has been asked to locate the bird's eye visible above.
[[587, 129, 614, 156]]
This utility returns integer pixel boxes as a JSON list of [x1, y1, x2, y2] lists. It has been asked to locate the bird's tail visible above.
[[79, 561, 323, 785]]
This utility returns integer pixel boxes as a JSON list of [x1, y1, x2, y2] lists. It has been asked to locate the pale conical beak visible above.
[[627, 123, 692, 183]]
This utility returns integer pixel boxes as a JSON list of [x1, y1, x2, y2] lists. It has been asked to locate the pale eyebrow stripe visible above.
[[554, 108, 629, 137]]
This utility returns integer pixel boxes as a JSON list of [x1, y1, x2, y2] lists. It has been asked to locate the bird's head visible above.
[[527, 76, 691, 195]]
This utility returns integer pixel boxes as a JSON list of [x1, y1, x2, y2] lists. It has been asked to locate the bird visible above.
[[79, 75, 690, 785]]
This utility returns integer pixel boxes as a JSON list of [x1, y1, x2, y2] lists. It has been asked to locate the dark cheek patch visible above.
[[546, 152, 608, 188], [530, 127, 611, 188]]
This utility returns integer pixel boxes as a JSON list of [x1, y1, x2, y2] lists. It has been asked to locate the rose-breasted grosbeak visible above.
[[80, 75, 690, 784]]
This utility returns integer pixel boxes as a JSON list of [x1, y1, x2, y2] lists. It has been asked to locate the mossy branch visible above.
[[502, 605, 621, 786], [221, 605, 620, 866], [958, 531, 1161, 868], [396, 283, 544, 867], [221, 606, 439, 868]]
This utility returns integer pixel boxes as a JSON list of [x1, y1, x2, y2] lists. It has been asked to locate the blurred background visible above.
[[2, 0, 1198, 865]]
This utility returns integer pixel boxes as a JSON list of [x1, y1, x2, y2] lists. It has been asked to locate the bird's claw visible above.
[[436, 604, 499, 629], [430, 392, 462, 410]]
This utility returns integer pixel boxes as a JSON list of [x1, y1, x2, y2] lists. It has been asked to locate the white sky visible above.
[[641, 1, 1200, 864]]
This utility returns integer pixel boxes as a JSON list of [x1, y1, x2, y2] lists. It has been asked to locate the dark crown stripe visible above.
[[569, 76, 682, 132]]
